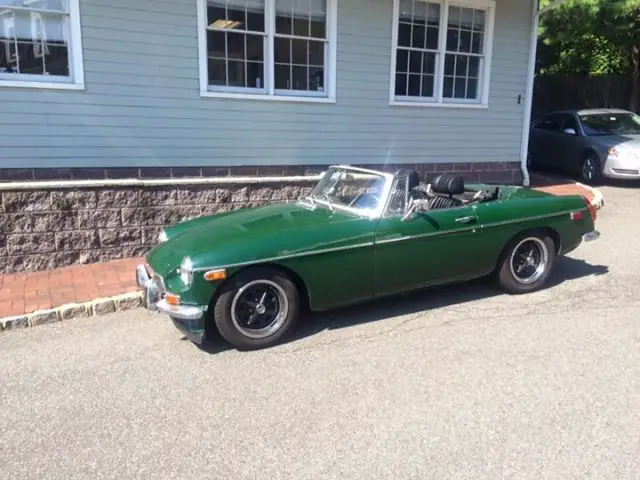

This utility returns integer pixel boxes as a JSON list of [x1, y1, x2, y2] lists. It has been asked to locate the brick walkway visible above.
[[0, 176, 601, 321], [0, 257, 142, 318]]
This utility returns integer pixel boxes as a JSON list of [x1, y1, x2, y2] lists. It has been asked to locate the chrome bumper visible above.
[[136, 264, 204, 321], [583, 230, 600, 242]]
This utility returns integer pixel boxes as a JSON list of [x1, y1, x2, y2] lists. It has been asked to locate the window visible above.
[[198, 0, 337, 102], [390, 0, 495, 107], [579, 112, 640, 136], [535, 114, 563, 132], [0, 0, 84, 89], [561, 114, 579, 134]]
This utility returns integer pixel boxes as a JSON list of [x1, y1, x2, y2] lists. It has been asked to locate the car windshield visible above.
[[579, 112, 640, 136], [308, 167, 388, 214]]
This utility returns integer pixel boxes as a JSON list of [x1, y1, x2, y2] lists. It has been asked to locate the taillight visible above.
[[582, 195, 597, 222]]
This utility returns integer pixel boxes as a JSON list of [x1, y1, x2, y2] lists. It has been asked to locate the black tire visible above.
[[496, 231, 556, 294], [213, 266, 301, 350], [580, 153, 602, 185]]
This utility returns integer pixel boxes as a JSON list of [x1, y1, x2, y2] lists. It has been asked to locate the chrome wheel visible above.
[[509, 237, 549, 285], [582, 157, 597, 182], [230, 280, 289, 339]]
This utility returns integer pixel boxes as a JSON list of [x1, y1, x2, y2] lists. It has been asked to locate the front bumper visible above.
[[136, 263, 206, 344], [602, 157, 640, 179]]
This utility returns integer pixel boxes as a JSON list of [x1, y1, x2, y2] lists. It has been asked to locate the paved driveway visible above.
[[1, 183, 639, 480]]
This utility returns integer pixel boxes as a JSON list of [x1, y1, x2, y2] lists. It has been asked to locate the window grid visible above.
[[391, 0, 492, 106], [395, 0, 440, 99], [204, 0, 330, 98], [443, 5, 485, 100], [206, 0, 267, 90]]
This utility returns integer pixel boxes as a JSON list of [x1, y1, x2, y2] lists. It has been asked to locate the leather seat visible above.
[[428, 173, 465, 210]]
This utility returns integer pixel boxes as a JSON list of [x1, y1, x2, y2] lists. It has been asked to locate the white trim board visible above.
[[0, 174, 326, 191]]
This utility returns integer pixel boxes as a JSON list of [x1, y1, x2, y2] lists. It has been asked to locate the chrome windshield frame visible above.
[[303, 165, 394, 219]]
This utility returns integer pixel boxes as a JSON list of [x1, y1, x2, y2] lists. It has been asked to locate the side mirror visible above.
[[563, 128, 577, 136]]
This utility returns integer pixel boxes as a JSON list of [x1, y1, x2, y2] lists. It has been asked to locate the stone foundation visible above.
[[0, 162, 522, 274]]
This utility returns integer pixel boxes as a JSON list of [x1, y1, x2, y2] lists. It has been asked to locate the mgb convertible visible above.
[[136, 165, 600, 350]]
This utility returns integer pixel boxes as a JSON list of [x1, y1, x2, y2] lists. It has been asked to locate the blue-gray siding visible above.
[[0, 0, 533, 169]]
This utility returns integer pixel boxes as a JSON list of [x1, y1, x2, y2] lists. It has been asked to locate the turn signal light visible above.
[[164, 293, 180, 306], [204, 269, 227, 282]]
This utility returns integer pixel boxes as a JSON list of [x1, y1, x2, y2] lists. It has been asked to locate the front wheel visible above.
[[581, 153, 601, 185], [213, 267, 301, 350], [497, 233, 556, 294]]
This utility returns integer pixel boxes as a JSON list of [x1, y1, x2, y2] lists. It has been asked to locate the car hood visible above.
[[590, 134, 640, 151], [145, 202, 372, 277]]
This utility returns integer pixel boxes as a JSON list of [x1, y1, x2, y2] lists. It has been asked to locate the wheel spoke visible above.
[[246, 312, 259, 326]]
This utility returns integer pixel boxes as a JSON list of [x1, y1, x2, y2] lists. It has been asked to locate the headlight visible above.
[[158, 230, 168, 243], [179, 257, 193, 286], [608, 146, 638, 159]]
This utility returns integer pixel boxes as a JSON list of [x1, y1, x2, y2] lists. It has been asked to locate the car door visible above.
[[530, 113, 565, 167], [554, 113, 585, 174], [373, 182, 486, 297]]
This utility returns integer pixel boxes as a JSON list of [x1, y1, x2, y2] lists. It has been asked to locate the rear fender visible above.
[[475, 194, 589, 270]]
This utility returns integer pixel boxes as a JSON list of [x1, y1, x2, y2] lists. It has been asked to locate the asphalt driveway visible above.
[[1, 182, 639, 480]]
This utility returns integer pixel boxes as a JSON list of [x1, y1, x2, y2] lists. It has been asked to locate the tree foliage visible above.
[[537, 0, 640, 109]]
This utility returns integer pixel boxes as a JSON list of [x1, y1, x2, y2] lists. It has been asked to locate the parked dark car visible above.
[[528, 108, 640, 184]]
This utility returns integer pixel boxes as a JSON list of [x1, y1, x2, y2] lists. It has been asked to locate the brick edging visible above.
[[0, 291, 143, 332]]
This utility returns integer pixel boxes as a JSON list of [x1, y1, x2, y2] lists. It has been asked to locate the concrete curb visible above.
[[0, 291, 143, 333]]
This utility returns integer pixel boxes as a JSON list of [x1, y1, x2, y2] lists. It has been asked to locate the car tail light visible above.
[[571, 197, 597, 223]]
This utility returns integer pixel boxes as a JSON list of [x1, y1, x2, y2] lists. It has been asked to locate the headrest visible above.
[[431, 173, 465, 196], [408, 171, 420, 190]]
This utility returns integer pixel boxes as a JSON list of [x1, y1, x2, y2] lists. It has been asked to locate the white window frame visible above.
[[197, 0, 337, 103], [389, 0, 495, 109], [0, 0, 85, 90]]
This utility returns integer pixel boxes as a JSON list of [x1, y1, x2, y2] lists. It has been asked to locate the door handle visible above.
[[455, 216, 476, 224]]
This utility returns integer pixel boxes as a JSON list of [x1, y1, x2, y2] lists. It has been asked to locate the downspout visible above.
[[520, 0, 566, 187]]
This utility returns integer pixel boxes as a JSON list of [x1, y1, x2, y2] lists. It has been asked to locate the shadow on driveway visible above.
[[196, 256, 609, 354]]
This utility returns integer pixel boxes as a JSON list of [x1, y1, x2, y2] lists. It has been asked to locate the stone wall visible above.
[[0, 162, 522, 274]]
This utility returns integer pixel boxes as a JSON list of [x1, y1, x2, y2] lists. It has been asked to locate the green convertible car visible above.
[[136, 165, 600, 350]]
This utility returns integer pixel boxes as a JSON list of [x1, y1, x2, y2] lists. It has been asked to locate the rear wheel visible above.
[[213, 267, 301, 350], [497, 232, 556, 294]]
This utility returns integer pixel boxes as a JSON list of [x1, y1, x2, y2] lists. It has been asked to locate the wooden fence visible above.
[[532, 74, 638, 118]]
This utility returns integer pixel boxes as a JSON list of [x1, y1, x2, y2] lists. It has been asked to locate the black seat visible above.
[[428, 173, 464, 209], [430, 173, 465, 196]]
